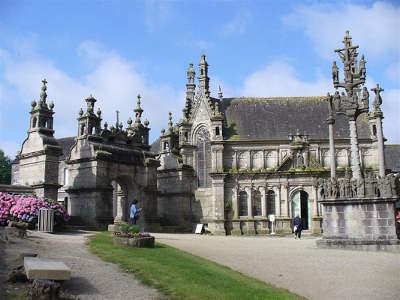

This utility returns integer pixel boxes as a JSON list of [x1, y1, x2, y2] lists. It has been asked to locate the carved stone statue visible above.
[[361, 86, 369, 109], [331, 177, 338, 198], [357, 177, 365, 197], [339, 179, 345, 198], [332, 61, 339, 83], [351, 178, 358, 197], [296, 151, 304, 169], [334, 91, 341, 111], [371, 84, 383, 112]]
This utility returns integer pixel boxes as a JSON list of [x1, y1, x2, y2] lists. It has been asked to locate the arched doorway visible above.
[[292, 190, 310, 230]]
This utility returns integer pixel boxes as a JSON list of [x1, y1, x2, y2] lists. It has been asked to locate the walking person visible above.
[[293, 215, 303, 239], [130, 200, 137, 225]]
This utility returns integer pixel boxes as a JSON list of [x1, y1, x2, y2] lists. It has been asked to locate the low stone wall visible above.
[[113, 236, 155, 248], [320, 197, 397, 240], [0, 184, 34, 195], [316, 238, 400, 253]]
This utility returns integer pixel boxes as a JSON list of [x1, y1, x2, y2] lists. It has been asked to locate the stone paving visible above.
[[153, 233, 400, 300]]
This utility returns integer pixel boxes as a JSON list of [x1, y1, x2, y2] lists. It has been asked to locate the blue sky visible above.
[[0, 0, 399, 158]]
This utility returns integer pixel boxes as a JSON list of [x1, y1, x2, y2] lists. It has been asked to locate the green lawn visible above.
[[89, 232, 304, 300]]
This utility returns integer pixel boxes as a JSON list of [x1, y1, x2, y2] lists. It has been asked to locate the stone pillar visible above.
[[114, 186, 125, 223], [281, 183, 289, 217], [260, 187, 266, 217], [328, 116, 336, 178], [349, 118, 362, 179], [375, 114, 385, 177], [247, 187, 253, 219], [233, 188, 239, 219], [275, 185, 281, 217]]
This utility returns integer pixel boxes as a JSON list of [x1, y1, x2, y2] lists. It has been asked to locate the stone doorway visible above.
[[292, 190, 310, 230]]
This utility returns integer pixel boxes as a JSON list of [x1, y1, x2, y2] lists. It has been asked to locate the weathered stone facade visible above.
[[12, 84, 160, 229], [154, 49, 399, 235]]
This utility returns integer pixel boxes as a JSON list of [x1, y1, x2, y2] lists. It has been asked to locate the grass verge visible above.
[[89, 232, 304, 300]]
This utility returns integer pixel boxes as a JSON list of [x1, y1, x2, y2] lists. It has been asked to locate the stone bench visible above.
[[24, 257, 71, 281]]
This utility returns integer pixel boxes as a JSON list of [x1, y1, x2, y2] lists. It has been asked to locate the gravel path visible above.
[[26, 230, 161, 300], [0, 231, 162, 300], [153, 233, 400, 300]]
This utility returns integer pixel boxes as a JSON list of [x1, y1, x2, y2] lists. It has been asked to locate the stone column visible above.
[[114, 185, 125, 223], [375, 113, 385, 177], [327, 115, 336, 178], [275, 185, 281, 217], [247, 187, 253, 219], [260, 187, 266, 217], [348, 118, 362, 179], [233, 187, 239, 219], [312, 183, 319, 216]]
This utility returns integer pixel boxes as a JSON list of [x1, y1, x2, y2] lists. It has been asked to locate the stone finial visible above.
[[187, 63, 195, 84], [168, 112, 173, 132], [97, 107, 102, 117], [144, 119, 149, 127], [79, 108, 84, 117], [104, 122, 108, 130], [359, 54, 366, 80], [134, 94, 143, 124], [49, 101, 54, 110], [127, 117, 132, 126], [31, 100, 37, 109], [161, 128, 165, 135], [40, 79, 47, 104], [85, 94, 97, 113], [218, 85, 223, 99], [116, 110, 120, 128]]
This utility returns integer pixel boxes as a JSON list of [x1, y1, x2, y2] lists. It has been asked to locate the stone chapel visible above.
[[10, 41, 400, 235]]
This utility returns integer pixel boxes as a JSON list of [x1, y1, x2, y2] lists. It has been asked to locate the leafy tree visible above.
[[0, 149, 12, 184]]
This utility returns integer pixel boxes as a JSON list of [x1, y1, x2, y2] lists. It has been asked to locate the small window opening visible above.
[[80, 124, 85, 136], [372, 125, 377, 136], [32, 117, 37, 128], [215, 127, 220, 136], [164, 141, 169, 150]]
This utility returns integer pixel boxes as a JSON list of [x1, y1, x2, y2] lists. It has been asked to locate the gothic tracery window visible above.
[[196, 127, 211, 188], [253, 190, 262, 216], [238, 191, 248, 216], [267, 190, 276, 216]]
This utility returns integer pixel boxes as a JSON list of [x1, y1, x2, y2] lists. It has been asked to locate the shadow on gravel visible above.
[[63, 276, 100, 296]]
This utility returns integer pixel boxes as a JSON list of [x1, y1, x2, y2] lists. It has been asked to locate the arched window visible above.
[[80, 124, 86, 136], [267, 190, 275, 216], [238, 191, 248, 216], [196, 127, 211, 188], [253, 190, 262, 216], [63, 168, 69, 186]]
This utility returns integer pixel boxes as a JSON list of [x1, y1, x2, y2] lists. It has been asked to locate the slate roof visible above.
[[57, 137, 75, 160], [385, 145, 400, 172], [222, 97, 371, 141], [150, 138, 161, 154]]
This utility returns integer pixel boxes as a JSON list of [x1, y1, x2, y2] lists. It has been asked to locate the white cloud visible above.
[[385, 61, 400, 84], [380, 88, 400, 144], [237, 60, 399, 144], [283, 1, 400, 60], [241, 61, 331, 97], [220, 10, 251, 36], [0, 41, 184, 151], [145, 0, 174, 32]]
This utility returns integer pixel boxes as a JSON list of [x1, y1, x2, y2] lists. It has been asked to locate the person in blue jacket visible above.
[[130, 200, 137, 224], [293, 215, 303, 239]]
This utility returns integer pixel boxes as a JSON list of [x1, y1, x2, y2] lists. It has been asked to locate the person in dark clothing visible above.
[[293, 215, 303, 239]]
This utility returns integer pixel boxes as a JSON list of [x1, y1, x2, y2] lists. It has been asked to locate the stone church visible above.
[[154, 54, 399, 235], [10, 54, 400, 235]]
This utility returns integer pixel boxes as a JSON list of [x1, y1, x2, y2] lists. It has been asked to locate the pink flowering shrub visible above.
[[0, 192, 69, 227]]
